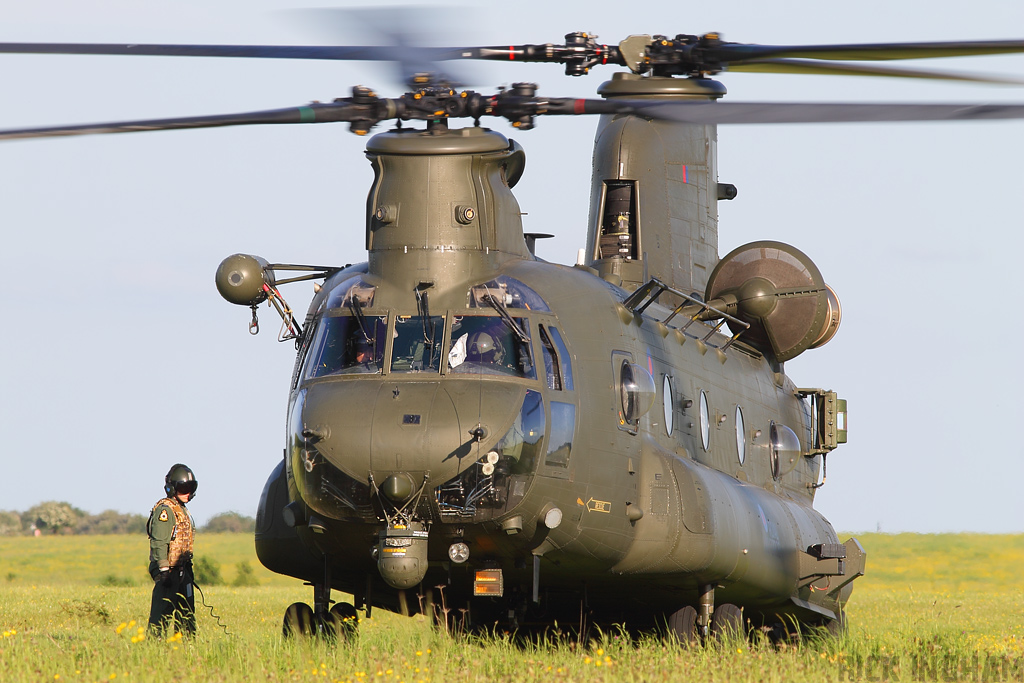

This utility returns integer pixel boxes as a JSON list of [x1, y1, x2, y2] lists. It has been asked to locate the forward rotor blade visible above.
[[622, 100, 1024, 125], [0, 102, 360, 141], [728, 59, 1024, 85], [5, 95, 1024, 141], [0, 42, 468, 61], [712, 39, 1024, 64]]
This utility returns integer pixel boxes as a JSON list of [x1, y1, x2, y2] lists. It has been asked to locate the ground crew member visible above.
[[147, 463, 198, 636]]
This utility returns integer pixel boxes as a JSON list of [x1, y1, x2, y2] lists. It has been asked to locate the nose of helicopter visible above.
[[296, 378, 528, 509]]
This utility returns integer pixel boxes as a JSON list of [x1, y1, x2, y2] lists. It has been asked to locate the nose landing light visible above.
[[448, 542, 470, 564]]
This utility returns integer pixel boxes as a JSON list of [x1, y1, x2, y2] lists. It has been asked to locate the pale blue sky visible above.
[[1, 0, 1022, 530]]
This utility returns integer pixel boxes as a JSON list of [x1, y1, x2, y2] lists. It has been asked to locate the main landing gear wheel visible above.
[[325, 602, 359, 640], [668, 605, 698, 645], [282, 601, 360, 639], [282, 602, 316, 637], [710, 603, 745, 643]]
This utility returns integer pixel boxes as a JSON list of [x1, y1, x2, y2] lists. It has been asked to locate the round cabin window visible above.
[[735, 406, 746, 465], [699, 390, 710, 452], [663, 375, 674, 436]]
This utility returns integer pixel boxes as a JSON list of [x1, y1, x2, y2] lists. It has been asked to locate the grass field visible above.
[[1, 532, 1021, 682]]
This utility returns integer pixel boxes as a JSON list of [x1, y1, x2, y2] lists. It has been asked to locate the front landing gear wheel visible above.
[[325, 602, 359, 640], [826, 609, 847, 638], [283, 602, 316, 637], [710, 603, 744, 643], [668, 605, 698, 645]]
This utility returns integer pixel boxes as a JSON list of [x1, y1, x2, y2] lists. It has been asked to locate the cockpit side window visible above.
[[538, 325, 562, 391], [447, 314, 536, 379], [546, 326, 574, 391], [305, 313, 387, 378]]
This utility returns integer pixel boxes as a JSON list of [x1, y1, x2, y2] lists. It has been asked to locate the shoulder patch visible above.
[[158, 510, 169, 522]]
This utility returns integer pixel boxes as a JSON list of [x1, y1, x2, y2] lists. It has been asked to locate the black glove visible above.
[[156, 568, 173, 587]]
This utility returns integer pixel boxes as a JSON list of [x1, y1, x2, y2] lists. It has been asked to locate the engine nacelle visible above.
[[215, 253, 273, 306], [705, 241, 841, 362]]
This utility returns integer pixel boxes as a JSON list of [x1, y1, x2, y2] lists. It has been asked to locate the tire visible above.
[[282, 602, 316, 637], [825, 609, 847, 638], [325, 602, 359, 640], [668, 605, 698, 645], [710, 603, 744, 643]]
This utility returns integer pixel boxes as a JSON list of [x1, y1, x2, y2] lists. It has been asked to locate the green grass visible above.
[[1, 532, 1021, 682], [0, 533, 294, 587]]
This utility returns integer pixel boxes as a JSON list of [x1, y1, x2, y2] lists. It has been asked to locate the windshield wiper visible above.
[[482, 293, 529, 343], [347, 296, 372, 344]]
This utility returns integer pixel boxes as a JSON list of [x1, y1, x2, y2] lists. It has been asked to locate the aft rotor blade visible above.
[[728, 59, 1024, 85], [713, 39, 1024, 64], [0, 102, 363, 141], [621, 100, 1024, 125]]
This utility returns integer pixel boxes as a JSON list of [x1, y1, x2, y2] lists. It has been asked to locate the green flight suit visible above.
[[147, 498, 195, 636]]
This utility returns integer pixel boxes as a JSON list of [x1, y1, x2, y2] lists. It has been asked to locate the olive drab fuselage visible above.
[[251, 76, 863, 630]]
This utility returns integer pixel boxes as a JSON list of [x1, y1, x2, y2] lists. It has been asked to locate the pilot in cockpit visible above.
[[467, 331, 504, 366], [351, 336, 379, 373]]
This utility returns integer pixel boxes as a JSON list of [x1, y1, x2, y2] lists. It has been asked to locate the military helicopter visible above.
[[4, 27, 1024, 642]]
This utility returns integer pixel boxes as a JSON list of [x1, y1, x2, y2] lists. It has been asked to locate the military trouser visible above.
[[148, 562, 196, 636]]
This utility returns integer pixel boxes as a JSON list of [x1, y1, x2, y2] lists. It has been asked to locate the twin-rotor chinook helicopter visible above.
[[5, 30, 1024, 641]]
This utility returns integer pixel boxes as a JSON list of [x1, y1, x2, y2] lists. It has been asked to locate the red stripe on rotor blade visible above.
[[574, 99, 585, 114], [509, 47, 515, 60]]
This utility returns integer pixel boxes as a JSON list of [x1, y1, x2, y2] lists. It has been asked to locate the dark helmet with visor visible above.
[[164, 463, 198, 500]]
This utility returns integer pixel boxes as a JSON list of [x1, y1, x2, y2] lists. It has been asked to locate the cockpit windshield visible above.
[[447, 314, 536, 379], [390, 315, 444, 373], [305, 314, 387, 378]]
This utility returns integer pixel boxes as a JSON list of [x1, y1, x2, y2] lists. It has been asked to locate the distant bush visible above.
[[24, 501, 82, 535], [59, 598, 112, 624], [193, 556, 223, 586], [232, 561, 259, 587], [1, 503, 257, 535], [76, 510, 147, 535], [201, 512, 256, 534], [99, 574, 136, 587], [0, 510, 21, 536]]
